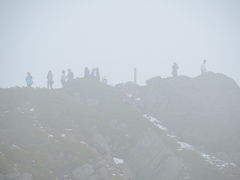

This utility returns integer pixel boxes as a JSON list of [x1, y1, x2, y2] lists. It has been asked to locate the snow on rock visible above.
[[143, 114, 168, 131], [80, 141, 88, 145], [200, 153, 236, 169], [47, 134, 54, 138], [61, 134, 66, 138], [177, 141, 195, 151], [126, 94, 133, 98], [11, 144, 21, 150], [167, 134, 177, 139], [113, 157, 124, 165], [155, 124, 168, 131], [144, 114, 238, 171], [29, 108, 35, 112], [135, 97, 141, 101]]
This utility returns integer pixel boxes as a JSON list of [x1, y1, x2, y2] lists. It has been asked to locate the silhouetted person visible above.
[[61, 70, 67, 87], [25, 72, 33, 87], [172, 63, 179, 77], [96, 68, 100, 81], [67, 69, 74, 81], [84, 67, 90, 78], [91, 68, 96, 78], [102, 77, 108, 84], [201, 60, 207, 74], [47, 70, 54, 89]]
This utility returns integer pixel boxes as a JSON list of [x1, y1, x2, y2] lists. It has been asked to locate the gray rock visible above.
[[4, 173, 32, 180], [95, 159, 108, 169], [16, 173, 32, 180], [96, 167, 108, 180], [91, 134, 111, 155], [5, 173, 20, 180], [87, 175, 99, 180], [72, 164, 94, 179]]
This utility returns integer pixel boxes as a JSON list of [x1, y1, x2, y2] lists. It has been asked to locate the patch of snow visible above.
[[113, 157, 124, 165], [135, 97, 141, 101], [167, 134, 177, 139], [143, 114, 168, 131], [11, 144, 21, 150], [47, 134, 54, 138], [80, 141, 88, 145], [126, 94, 133, 98], [29, 108, 35, 112], [64, 128, 73, 131], [61, 134, 66, 138], [177, 141, 195, 151], [144, 114, 237, 171], [200, 152, 236, 169], [230, 163, 237, 167], [155, 124, 168, 131]]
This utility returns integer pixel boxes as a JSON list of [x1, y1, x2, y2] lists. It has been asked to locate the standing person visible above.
[[25, 72, 33, 87], [201, 60, 207, 74], [95, 68, 100, 81], [172, 63, 179, 77], [67, 69, 74, 81], [91, 68, 96, 79], [61, 70, 67, 87], [47, 70, 54, 89], [84, 67, 90, 78]]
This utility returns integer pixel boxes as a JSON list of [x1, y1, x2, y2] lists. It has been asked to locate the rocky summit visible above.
[[0, 73, 240, 180]]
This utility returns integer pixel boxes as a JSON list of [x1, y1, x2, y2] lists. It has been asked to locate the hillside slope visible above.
[[0, 77, 240, 180], [118, 72, 240, 167]]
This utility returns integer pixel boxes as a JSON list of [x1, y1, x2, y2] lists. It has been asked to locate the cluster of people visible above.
[[84, 67, 100, 81], [25, 67, 105, 88], [171, 60, 208, 77], [25, 61, 208, 88], [60, 69, 74, 87]]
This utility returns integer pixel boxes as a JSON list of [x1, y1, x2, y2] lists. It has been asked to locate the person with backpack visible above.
[[25, 72, 33, 87], [67, 69, 74, 81], [172, 63, 179, 77], [84, 67, 90, 79], [201, 60, 207, 74], [90, 68, 96, 79], [47, 70, 54, 89], [61, 70, 67, 87], [95, 68, 100, 81]]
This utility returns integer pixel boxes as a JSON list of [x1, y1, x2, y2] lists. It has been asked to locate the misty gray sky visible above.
[[0, 0, 240, 87]]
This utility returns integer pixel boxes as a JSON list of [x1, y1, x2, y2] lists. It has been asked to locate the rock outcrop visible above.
[[0, 74, 240, 180]]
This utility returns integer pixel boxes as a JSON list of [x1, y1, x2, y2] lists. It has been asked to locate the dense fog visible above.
[[0, 0, 240, 87], [0, 1, 240, 180]]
